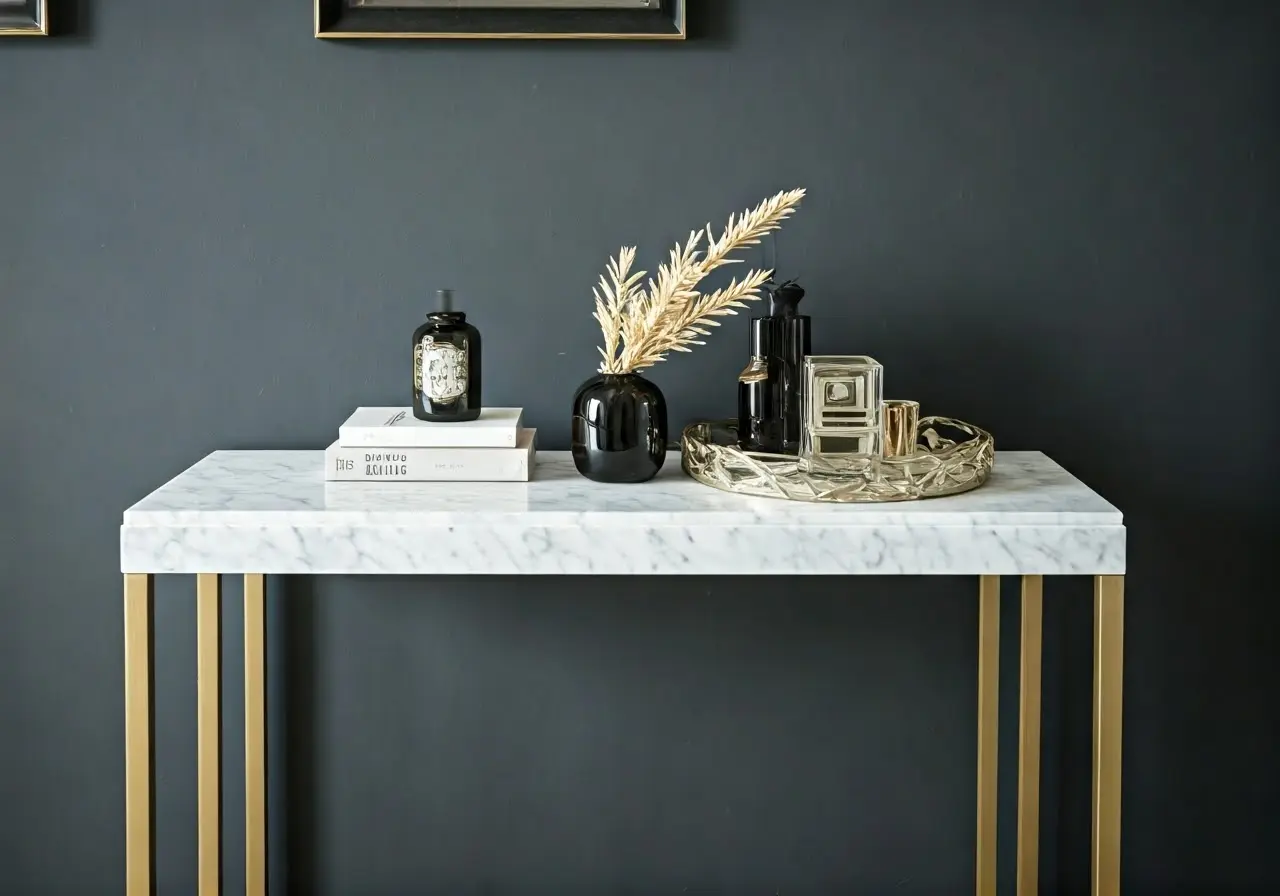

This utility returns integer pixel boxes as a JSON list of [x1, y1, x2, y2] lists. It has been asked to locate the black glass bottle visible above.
[[738, 279, 811, 453], [737, 355, 780, 452], [412, 289, 482, 422], [770, 280, 812, 452], [571, 373, 667, 483]]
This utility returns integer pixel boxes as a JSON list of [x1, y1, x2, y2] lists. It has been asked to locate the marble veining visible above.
[[121, 451, 1125, 576]]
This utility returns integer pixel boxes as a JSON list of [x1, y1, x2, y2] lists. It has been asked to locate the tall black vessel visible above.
[[738, 279, 811, 453]]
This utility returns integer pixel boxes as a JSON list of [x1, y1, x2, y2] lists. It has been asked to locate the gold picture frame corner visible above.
[[0, 0, 48, 37], [0, 1, 46, 35], [0, 24, 49, 38]]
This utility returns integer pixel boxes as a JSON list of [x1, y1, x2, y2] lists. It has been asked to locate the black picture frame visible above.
[[315, 0, 686, 41], [0, 0, 47, 36]]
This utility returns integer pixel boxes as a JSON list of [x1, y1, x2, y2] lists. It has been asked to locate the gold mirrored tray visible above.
[[680, 417, 995, 503]]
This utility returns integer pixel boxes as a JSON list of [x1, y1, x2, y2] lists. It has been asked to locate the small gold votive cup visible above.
[[882, 400, 920, 458]]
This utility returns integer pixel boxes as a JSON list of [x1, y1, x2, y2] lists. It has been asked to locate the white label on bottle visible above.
[[421, 336, 467, 402]]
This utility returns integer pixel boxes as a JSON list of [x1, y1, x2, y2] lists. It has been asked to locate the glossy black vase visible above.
[[571, 373, 667, 483]]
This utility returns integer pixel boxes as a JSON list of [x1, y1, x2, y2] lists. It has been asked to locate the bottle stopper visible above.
[[768, 279, 806, 317]]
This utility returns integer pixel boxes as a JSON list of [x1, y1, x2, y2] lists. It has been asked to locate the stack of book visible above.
[[325, 407, 536, 482]]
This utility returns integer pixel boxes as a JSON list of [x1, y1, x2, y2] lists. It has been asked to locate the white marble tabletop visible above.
[[120, 451, 1124, 576]]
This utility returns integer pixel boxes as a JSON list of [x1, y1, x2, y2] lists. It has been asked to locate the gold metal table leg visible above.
[[197, 574, 223, 895], [1017, 576, 1044, 896], [120, 566, 1099, 896], [245, 574, 268, 896], [124, 574, 155, 896], [1092, 575, 1124, 895], [976, 575, 1000, 896]]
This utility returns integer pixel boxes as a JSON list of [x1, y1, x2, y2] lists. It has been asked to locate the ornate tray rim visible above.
[[680, 417, 996, 503]]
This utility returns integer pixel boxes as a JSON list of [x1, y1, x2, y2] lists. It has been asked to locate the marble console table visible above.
[[120, 450, 1125, 896]]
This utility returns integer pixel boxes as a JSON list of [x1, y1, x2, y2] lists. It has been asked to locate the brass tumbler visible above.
[[882, 400, 920, 458]]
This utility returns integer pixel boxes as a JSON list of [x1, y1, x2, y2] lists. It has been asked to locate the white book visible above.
[[325, 429, 537, 482], [338, 406, 523, 448]]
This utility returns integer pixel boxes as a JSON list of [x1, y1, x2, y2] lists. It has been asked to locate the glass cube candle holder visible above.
[[800, 355, 884, 476]]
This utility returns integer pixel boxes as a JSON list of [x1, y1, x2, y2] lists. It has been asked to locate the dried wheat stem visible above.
[[594, 188, 806, 374]]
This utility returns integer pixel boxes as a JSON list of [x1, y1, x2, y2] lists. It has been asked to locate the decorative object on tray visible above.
[[799, 355, 885, 476], [573, 187, 807, 483], [413, 289, 482, 422], [330, 407, 533, 481], [881, 400, 920, 459], [315, 0, 686, 41], [737, 355, 774, 455], [681, 417, 994, 503], [0, 0, 46, 36], [737, 278, 811, 454]]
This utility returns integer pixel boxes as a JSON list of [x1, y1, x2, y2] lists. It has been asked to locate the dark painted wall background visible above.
[[3, 1, 1277, 893]]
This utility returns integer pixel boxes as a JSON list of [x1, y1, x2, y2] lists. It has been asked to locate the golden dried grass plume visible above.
[[593, 188, 807, 374]]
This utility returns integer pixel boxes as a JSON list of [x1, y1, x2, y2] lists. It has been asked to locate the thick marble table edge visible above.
[[120, 529, 1126, 575], [120, 450, 1125, 576]]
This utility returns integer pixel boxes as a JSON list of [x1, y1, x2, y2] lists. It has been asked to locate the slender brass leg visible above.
[[244, 574, 268, 896], [1092, 576, 1124, 895], [197, 574, 223, 895], [124, 574, 155, 896], [976, 575, 1000, 896], [1017, 576, 1044, 896]]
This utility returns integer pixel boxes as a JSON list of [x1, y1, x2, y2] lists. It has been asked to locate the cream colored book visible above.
[[324, 429, 536, 482], [337, 406, 523, 448]]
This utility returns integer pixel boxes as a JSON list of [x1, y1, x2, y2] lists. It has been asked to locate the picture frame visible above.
[[315, 0, 686, 41], [0, 0, 47, 36]]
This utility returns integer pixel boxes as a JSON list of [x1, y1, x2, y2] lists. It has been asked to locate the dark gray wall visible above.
[[2, 1, 1277, 893]]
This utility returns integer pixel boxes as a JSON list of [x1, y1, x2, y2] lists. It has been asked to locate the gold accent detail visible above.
[[244, 574, 268, 896], [737, 356, 769, 384], [359, 0, 650, 7], [1092, 575, 1124, 896], [197, 574, 222, 895], [682, 417, 994, 503], [977, 575, 1000, 896], [319, 31, 686, 39], [315, 0, 685, 39], [1018, 575, 1044, 896], [0, 0, 48, 35], [882, 399, 920, 458], [124, 574, 154, 896]]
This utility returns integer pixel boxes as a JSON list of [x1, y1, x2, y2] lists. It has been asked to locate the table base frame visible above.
[[121, 573, 1123, 896]]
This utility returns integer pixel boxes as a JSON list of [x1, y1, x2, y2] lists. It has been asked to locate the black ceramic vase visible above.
[[571, 373, 668, 483]]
